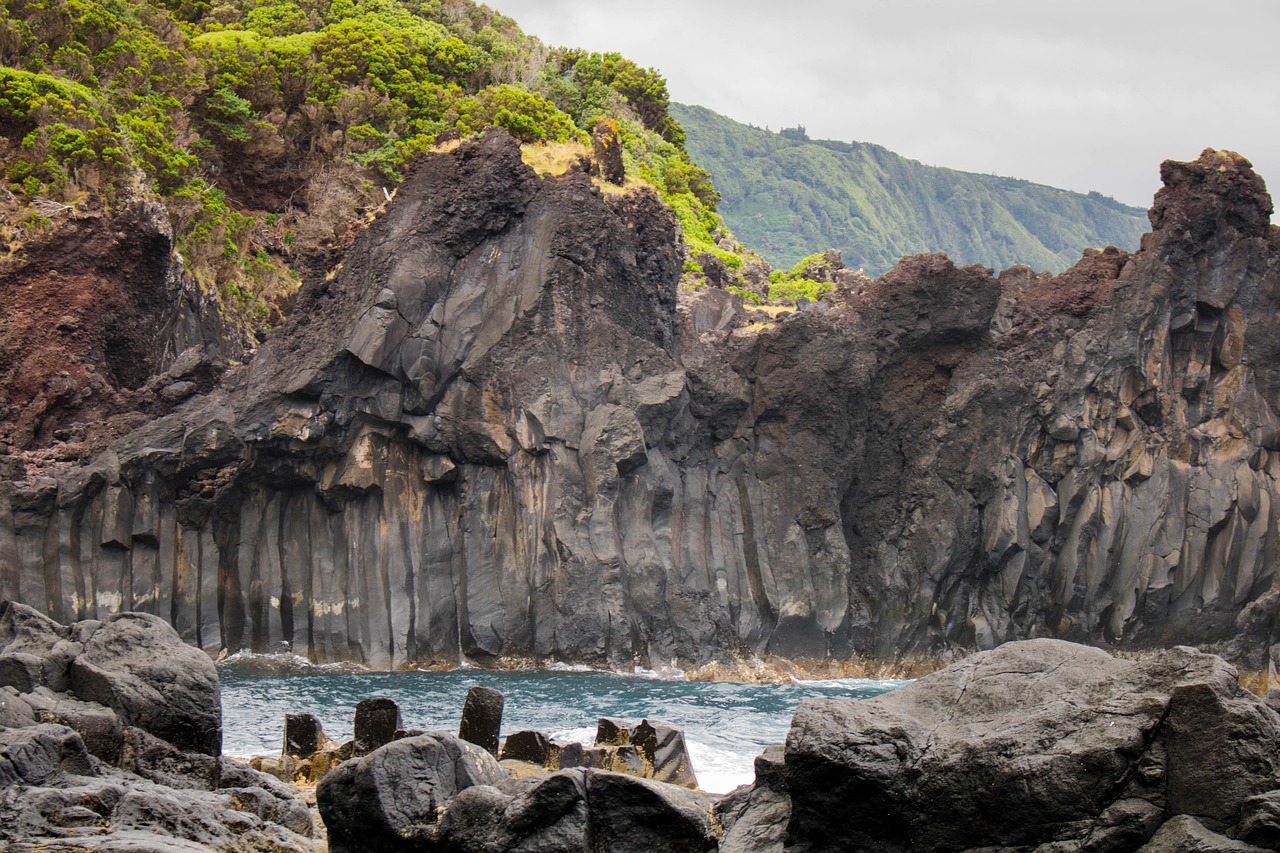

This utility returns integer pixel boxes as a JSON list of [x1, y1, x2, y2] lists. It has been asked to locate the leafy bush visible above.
[[768, 277, 831, 302]]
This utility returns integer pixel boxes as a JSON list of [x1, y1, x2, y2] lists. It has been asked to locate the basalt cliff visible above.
[[1, 134, 1278, 671]]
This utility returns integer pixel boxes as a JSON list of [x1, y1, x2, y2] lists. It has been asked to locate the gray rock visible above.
[[0, 609, 314, 853], [0, 685, 35, 727], [0, 651, 42, 691], [594, 717, 699, 788], [352, 696, 401, 756], [436, 770, 590, 851], [584, 770, 719, 853], [500, 728, 558, 766], [459, 685, 504, 755], [22, 686, 124, 763], [1139, 815, 1267, 852], [716, 746, 789, 853], [0, 723, 94, 787], [4, 141, 1280, 675], [282, 711, 331, 759], [69, 612, 221, 756], [1235, 790, 1280, 850], [774, 640, 1280, 852], [317, 731, 507, 852]]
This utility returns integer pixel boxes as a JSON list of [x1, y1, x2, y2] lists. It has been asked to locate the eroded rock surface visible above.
[[728, 639, 1280, 852], [317, 729, 719, 853], [0, 601, 316, 851], [2, 138, 1279, 669]]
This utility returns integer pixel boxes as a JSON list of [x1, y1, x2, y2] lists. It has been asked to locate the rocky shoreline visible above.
[[8, 599, 1280, 851]]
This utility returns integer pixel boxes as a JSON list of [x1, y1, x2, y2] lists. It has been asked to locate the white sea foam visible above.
[[216, 649, 366, 675], [629, 662, 688, 681], [547, 661, 598, 673], [686, 738, 757, 794], [789, 676, 913, 690], [548, 726, 597, 745]]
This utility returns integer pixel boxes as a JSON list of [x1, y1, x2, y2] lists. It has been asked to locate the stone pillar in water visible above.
[[353, 697, 402, 756], [458, 686, 503, 754], [282, 712, 330, 760]]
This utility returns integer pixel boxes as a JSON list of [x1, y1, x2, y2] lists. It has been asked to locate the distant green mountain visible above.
[[672, 103, 1150, 276]]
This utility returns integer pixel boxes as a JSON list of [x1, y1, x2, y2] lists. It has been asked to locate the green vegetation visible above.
[[0, 0, 730, 336], [766, 253, 834, 302], [672, 103, 1150, 277]]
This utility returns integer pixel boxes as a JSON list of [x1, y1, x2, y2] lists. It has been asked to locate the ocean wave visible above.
[[546, 661, 600, 673], [628, 662, 688, 681], [788, 676, 913, 689], [685, 737, 759, 794], [216, 649, 368, 675]]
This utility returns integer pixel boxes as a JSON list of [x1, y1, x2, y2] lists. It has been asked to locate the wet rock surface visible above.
[[1, 138, 1279, 672], [0, 601, 316, 851]]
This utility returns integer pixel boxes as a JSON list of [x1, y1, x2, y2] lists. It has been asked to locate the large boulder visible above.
[[762, 639, 1280, 852], [69, 611, 221, 756], [432, 768, 719, 853], [584, 770, 719, 853], [317, 731, 506, 853], [0, 605, 314, 852]]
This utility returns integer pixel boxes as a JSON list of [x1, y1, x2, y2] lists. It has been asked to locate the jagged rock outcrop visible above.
[[721, 639, 1280, 852], [0, 137, 1278, 669], [0, 601, 316, 851]]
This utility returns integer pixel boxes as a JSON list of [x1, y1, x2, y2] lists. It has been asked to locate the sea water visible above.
[[218, 655, 907, 794]]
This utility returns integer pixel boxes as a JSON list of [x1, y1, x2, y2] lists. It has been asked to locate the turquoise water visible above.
[[218, 655, 907, 793]]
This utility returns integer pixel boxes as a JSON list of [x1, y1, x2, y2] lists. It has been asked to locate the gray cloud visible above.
[[494, 0, 1280, 210]]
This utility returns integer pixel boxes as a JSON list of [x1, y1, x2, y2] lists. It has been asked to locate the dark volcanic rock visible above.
[[745, 639, 1280, 852], [3, 138, 1280, 671], [352, 696, 401, 756], [458, 685, 504, 754], [69, 611, 221, 756], [585, 770, 719, 852], [0, 606, 314, 852], [283, 711, 330, 760], [595, 716, 699, 788], [317, 731, 506, 853], [500, 728, 558, 766], [436, 770, 590, 852]]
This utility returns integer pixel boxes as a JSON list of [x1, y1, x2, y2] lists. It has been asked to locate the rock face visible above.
[[2, 137, 1279, 669], [0, 197, 237, 457], [0, 601, 316, 851], [725, 639, 1280, 852]]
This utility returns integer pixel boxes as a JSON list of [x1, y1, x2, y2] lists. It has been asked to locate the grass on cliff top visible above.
[[522, 142, 588, 176], [520, 142, 655, 197]]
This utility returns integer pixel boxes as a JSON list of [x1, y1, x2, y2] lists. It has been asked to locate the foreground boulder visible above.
[[0, 602, 316, 851], [727, 639, 1280, 852], [318, 730, 718, 852]]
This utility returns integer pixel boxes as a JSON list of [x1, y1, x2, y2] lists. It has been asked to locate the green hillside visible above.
[[672, 103, 1150, 276], [0, 0, 723, 337]]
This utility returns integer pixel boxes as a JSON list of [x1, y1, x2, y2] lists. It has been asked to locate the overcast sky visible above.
[[493, 0, 1279, 211]]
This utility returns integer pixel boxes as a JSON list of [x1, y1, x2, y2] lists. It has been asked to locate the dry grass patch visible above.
[[521, 141, 588, 176]]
